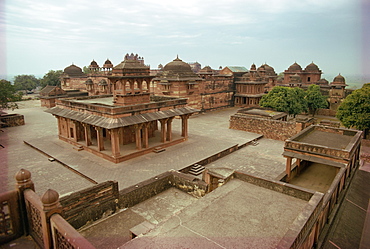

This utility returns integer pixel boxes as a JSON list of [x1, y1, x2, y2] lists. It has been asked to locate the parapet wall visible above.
[[60, 181, 119, 229], [234, 171, 315, 201], [118, 171, 207, 210], [0, 114, 25, 127], [229, 114, 305, 141]]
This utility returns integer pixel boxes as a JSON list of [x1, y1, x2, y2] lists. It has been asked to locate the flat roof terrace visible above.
[[121, 178, 311, 249], [55, 95, 189, 117], [285, 125, 363, 163], [295, 130, 353, 150]]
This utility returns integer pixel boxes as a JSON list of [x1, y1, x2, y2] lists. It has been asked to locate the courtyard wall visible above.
[[229, 114, 310, 141]]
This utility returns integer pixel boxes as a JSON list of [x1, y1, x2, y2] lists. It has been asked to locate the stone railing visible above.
[[1, 169, 96, 248]]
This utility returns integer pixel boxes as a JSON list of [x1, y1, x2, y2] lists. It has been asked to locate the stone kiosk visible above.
[[46, 57, 198, 163]]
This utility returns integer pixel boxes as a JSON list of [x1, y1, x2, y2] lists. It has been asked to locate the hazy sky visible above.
[[1, 0, 368, 80]]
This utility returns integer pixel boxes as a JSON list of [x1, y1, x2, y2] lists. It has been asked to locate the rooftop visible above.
[[290, 125, 361, 151], [121, 178, 309, 249]]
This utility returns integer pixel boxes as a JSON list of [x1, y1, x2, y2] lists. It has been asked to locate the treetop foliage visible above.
[[40, 70, 63, 88], [259, 86, 308, 117], [306, 84, 328, 116], [13, 74, 40, 91], [336, 83, 370, 131], [0, 79, 23, 110]]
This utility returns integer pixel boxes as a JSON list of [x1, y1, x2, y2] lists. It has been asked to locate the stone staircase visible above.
[[188, 164, 205, 176]]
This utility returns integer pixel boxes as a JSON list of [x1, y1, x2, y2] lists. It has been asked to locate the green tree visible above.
[[260, 86, 307, 117], [305, 84, 328, 116], [83, 66, 92, 74], [40, 70, 63, 88], [0, 80, 23, 110], [336, 83, 370, 135], [13, 74, 40, 91]]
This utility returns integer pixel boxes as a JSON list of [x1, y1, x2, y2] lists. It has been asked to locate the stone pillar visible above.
[[119, 127, 124, 145], [296, 158, 301, 175], [166, 117, 174, 142], [135, 124, 143, 150], [142, 123, 149, 149], [83, 124, 92, 146], [181, 115, 190, 138], [160, 119, 168, 143], [95, 127, 105, 151], [285, 156, 292, 183], [41, 189, 62, 249], [110, 128, 121, 157], [57, 117, 62, 136]]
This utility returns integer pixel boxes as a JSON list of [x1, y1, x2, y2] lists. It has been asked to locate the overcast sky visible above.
[[1, 0, 369, 81]]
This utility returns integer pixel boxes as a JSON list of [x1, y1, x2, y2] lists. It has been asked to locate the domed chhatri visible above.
[[103, 59, 113, 68], [90, 60, 99, 67], [304, 62, 321, 72], [163, 56, 193, 73], [288, 62, 303, 72], [333, 74, 346, 84], [41, 189, 59, 206]]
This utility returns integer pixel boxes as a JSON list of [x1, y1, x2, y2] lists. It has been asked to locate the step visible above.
[[188, 164, 205, 176]]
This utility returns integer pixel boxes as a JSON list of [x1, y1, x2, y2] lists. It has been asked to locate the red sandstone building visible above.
[[152, 57, 236, 111], [46, 55, 198, 163]]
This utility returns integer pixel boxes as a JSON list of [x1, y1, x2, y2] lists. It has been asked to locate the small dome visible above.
[[305, 62, 320, 72], [41, 189, 59, 205], [64, 64, 84, 77], [288, 62, 302, 72], [318, 78, 329, 84], [261, 63, 276, 75], [89, 60, 99, 70], [333, 74, 345, 83], [250, 64, 257, 71], [200, 66, 213, 73], [163, 56, 192, 73]]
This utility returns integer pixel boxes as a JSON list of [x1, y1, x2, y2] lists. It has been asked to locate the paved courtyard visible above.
[[0, 101, 286, 197]]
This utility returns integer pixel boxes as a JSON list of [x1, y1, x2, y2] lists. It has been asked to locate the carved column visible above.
[[296, 158, 301, 175], [142, 123, 149, 148], [119, 127, 124, 145], [95, 127, 105, 151], [160, 119, 168, 143], [285, 156, 292, 183], [181, 115, 190, 138], [135, 124, 143, 150], [166, 117, 174, 141], [83, 124, 92, 146], [110, 128, 121, 157]]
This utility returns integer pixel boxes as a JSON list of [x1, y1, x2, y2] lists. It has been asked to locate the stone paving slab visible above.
[[1, 104, 261, 196], [79, 188, 197, 249], [24, 129, 259, 192], [207, 137, 286, 180]]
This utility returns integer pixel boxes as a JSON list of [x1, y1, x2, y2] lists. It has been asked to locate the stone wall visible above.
[[59, 181, 119, 229], [0, 114, 25, 127], [229, 114, 303, 141], [118, 172, 172, 209], [234, 171, 315, 201], [118, 171, 208, 209]]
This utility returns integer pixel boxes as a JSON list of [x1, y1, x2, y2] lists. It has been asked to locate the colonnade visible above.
[[57, 114, 191, 158]]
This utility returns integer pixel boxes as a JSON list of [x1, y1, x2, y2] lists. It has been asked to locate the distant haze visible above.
[[2, 0, 369, 83]]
